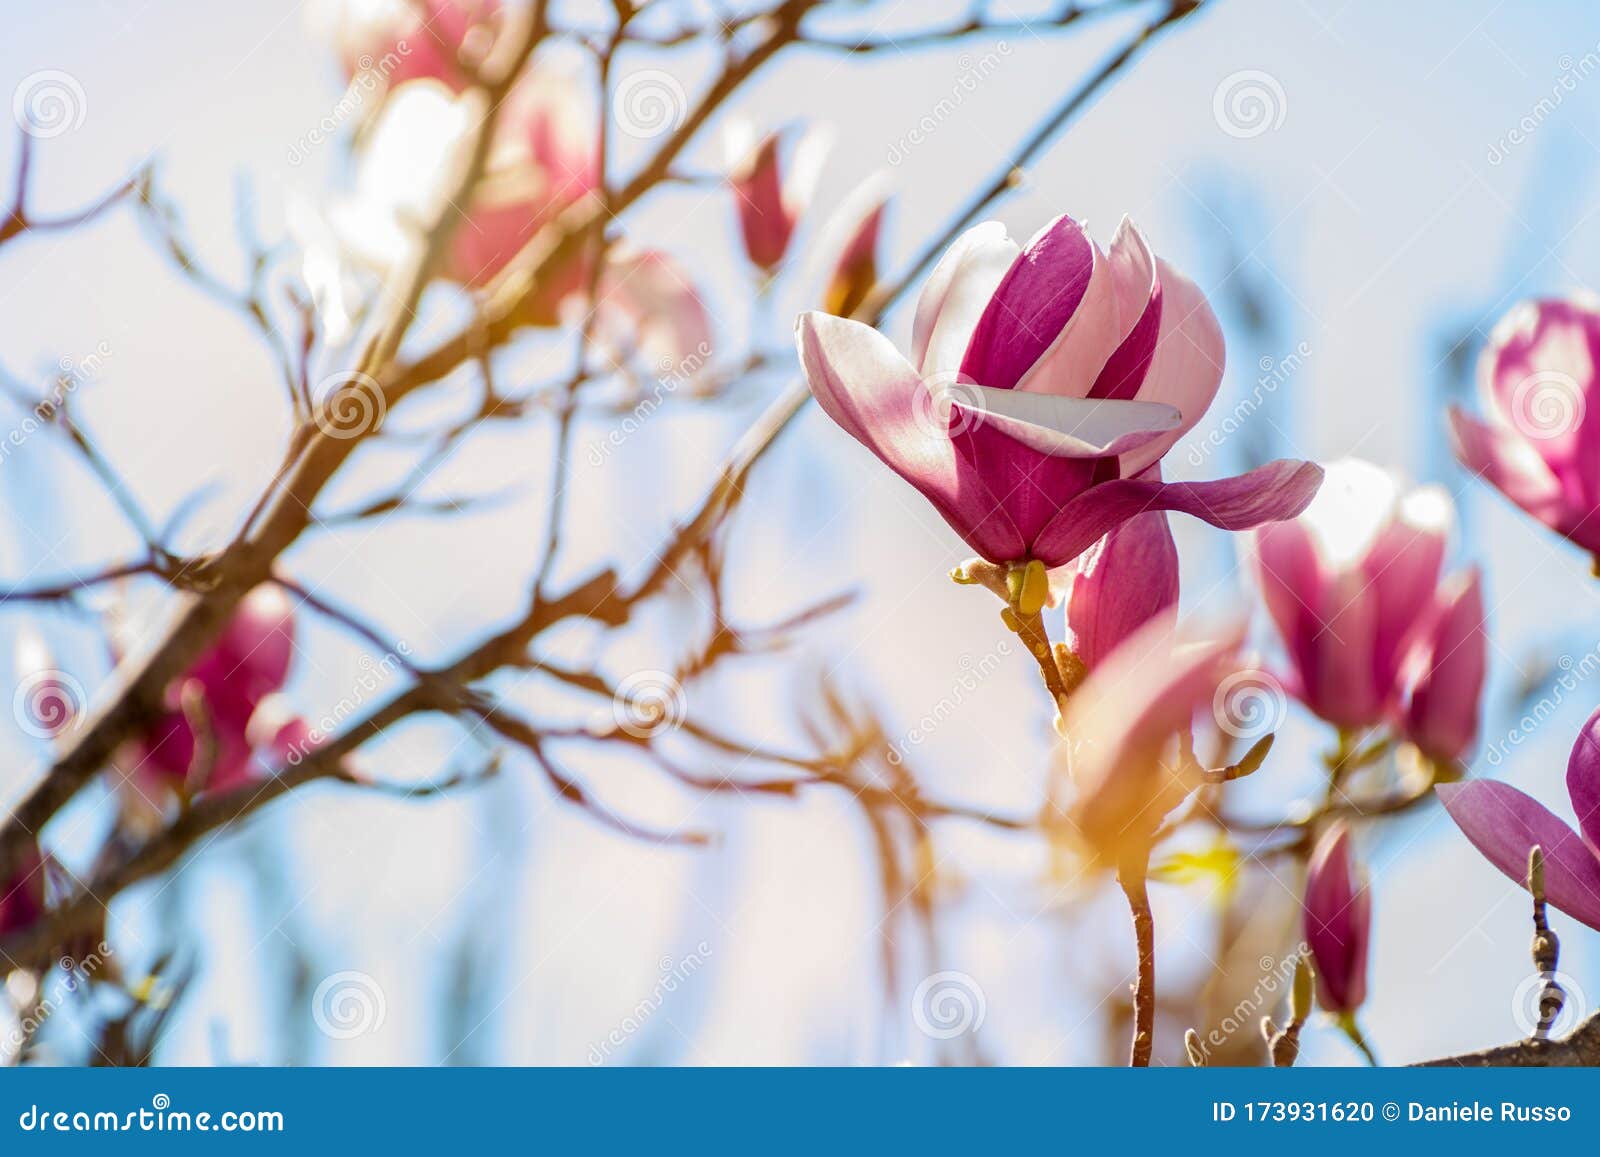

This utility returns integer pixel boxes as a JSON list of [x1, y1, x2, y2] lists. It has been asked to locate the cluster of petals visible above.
[[796, 212, 1322, 569], [116, 584, 306, 802], [1451, 296, 1600, 559], [1251, 459, 1485, 763]]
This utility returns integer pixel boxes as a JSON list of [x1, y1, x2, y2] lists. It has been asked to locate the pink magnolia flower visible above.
[[120, 584, 298, 798], [1397, 567, 1486, 764], [592, 247, 713, 377], [1061, 510, 1179, 672], [820, 185, 888, 320], [336, 74, 599, 295], [316, 0, 500, 91], [1303, 822, 1371, 1013], [1450, 296, 1600, 558], [1063, 615, 1244, 862], [795, 213, 1322, 568], [445, 74, 600, 289], [333, 69, 715, 371], [1439, 707, 1600, 932], [1250, 459, 1479, 737], [727, 125, 828, 273]]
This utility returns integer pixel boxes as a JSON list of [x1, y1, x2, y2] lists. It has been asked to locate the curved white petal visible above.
[[959, 385, 1181, 458], [910, 222, 1017, 377]]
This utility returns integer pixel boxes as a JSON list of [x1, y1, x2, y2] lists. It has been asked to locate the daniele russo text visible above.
[[1409, 1102, 1571, 1123]]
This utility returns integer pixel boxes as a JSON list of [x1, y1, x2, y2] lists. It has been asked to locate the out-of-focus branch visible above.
[[0, 6, 556, 882], [394, 0, 824, 397], [796, 0, 1143, 52], [0, 0, 1198, 969], [1, 129, 149, 248]]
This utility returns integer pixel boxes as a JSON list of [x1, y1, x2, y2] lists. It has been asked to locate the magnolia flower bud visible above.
[[1303, 822, 1371, 1014]]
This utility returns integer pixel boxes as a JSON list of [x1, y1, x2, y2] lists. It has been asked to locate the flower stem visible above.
[[1012, 607, 1070, 711], [1337, 1011, 1378, 1066], [1118, 847, 1156, 1067]]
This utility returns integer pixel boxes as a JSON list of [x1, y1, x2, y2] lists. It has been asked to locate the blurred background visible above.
[[3, 0, 1599, 1064]]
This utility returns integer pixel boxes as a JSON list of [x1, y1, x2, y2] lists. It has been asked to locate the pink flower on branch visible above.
[[1250, 459, 1485, 762], [334, 71, 600, 294], [116, 584, 300, 801], [1439, 706, 1600, 933], [1397, 567, 1486, 764], [796, 213, 1322, 568], [1451, 296, 1600, 562], [316, 0, 502, 92], [1303, 822, 1371, 1014], [332, 72, 713, 370], [1060, 510, 1179, 673], [820, 186, 888, 320], [1062, 615, 1246, 864], [726, 124, 829, 275]]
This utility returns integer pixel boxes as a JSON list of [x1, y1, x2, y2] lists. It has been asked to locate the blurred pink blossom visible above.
[[316, 0, 501, 91], [118, 584, 298, 801], [1063, 615, 1245, 863], [727, 125, 828, 274], [1451, 296, 1600, 560]]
